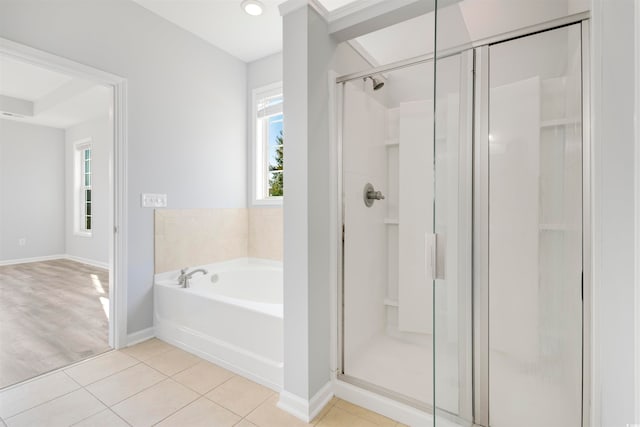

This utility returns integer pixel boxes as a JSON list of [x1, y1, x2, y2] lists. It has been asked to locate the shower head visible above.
[[363, 76, 384, 91]]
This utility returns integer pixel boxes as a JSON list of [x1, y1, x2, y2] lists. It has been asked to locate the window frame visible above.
[[251, 82, 283, 206], [74, 139, 93, 237]]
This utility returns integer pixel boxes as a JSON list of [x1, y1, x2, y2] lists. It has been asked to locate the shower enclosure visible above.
[[336, 6, 590, 427]]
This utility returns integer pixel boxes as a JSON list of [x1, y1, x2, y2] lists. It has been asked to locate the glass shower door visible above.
[[340, 60, 436, 411], [433, 3, 586, 427], [486, 24, 583, 427], [431, 52, 474, 426]]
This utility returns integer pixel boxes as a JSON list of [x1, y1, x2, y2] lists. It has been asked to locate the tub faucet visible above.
[[178, 268, 208, 288]]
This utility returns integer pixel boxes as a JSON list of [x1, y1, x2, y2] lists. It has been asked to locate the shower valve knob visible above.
[[363, 183, 385, 207], [368, 190, 384, 200]]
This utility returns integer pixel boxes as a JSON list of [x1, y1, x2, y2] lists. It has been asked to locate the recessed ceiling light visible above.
[[241, 0, 264, 16]]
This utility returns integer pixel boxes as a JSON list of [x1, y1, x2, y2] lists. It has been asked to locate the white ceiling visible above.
[[130, 0, 589, 66], [0, 56, 112, 129], [131, 0, 288, 63], [0, 59, 73, 101], [130, 0, 369, 63]]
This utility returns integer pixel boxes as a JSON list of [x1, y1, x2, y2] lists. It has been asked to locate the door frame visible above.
[[0, 37, 128, 349]]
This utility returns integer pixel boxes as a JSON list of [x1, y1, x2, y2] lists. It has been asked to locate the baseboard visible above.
[[126, 327, 155, 346], [0, 254, 108, 269], [277, 381, 334, 423], [64, 254, 109, 269], [0, 254, 66, 266]]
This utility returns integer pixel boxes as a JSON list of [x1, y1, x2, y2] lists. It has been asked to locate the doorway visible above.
[[0, 39, 127, 389]]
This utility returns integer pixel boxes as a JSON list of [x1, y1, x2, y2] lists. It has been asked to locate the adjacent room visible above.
[[0, 55, 113, 388]]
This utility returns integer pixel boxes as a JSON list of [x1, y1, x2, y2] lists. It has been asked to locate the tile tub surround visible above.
[[155, 209, 248, 274], [155, 208, 283, 273], [0, 339, 406, 427], [248, 208, 283, 261]]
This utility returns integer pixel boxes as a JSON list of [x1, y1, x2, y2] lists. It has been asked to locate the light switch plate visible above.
[[141, 193, 167, 208]]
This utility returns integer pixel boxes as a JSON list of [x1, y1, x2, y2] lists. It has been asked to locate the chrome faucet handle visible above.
[[363, 183, 385, 207], [178, 268, 189, 287]]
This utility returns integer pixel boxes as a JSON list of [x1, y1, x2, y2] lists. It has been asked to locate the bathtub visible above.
[[154, 258, 283, 389]]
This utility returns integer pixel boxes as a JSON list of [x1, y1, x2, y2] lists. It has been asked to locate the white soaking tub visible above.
[[154, 258, 283, 389]]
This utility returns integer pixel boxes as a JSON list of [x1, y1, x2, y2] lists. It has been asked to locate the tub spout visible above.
[[178, 268, 208, 288]]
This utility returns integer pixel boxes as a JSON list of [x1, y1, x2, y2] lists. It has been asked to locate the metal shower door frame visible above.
[[471, 18, 592, 427]]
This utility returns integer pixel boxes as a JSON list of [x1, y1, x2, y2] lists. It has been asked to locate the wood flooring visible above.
[[0, 259, 111, 389]]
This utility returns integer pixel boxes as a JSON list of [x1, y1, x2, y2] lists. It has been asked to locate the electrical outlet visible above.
[[141, 193, 167, 208], [18, 238, 26, 247]]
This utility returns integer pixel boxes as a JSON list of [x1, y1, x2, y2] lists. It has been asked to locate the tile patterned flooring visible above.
[[0, 339, 407, 427], [0, 260, 111, 389]]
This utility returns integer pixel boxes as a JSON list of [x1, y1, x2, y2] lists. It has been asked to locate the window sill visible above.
[[252, 197, 283, 207], [74, 231, 93, 238]]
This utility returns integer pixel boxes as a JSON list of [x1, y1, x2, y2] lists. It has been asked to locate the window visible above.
[[75, 141, 92, 236], [252, 83, 283, 203]]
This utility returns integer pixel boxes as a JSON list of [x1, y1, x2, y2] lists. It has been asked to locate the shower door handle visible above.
[[425, 233, 443, 280]]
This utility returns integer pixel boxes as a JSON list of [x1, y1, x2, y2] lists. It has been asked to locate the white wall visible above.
[[248, 52, 283, 93], [0, 0, 248, 334], [591, 0, 639, 425], [0, 119, 65, 261], [65, 115, 112, 266]]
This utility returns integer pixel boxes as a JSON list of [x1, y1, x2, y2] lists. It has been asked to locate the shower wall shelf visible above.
[[539, 223, 568, 231], [384, 298, 399, 307], [384, 218, 399, 224], [540, 117, 580, 128], [385, 138, 399, 147]]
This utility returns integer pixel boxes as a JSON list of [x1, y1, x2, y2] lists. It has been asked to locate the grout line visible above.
[[236, 389, 277, 422], [121, 340, 175, 363], [3, 387, 87, 422], [0, 370, 85, 419], [66, 357, 141, 388], [100, 374, 171, 410], [108, 407, 134, 427], [148, 385, 201, 427], [0, 349, 113, 394]]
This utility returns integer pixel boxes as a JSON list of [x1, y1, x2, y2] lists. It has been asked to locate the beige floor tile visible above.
[[0, 371, 80, 419], [85, 362, 166, 406], [315, 407, 379, 427], [205, 376, 273, 417], [65, 351, 138, 386], [172, 360, 235, 394], [247, 394, 312, 427], [122, 338, 175, 361], [143, 348, 201, 376], [334, 400, 397, 426], [235, 420, 258, 427], [311, 397, 338, 424], [72, 409, 129, 427], [5, 389, 105, 427], [156, 397, 240, 427], [111, 378, 198, 426]]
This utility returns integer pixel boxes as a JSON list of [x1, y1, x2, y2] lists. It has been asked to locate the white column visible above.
[[278, 0, 336, 422]]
